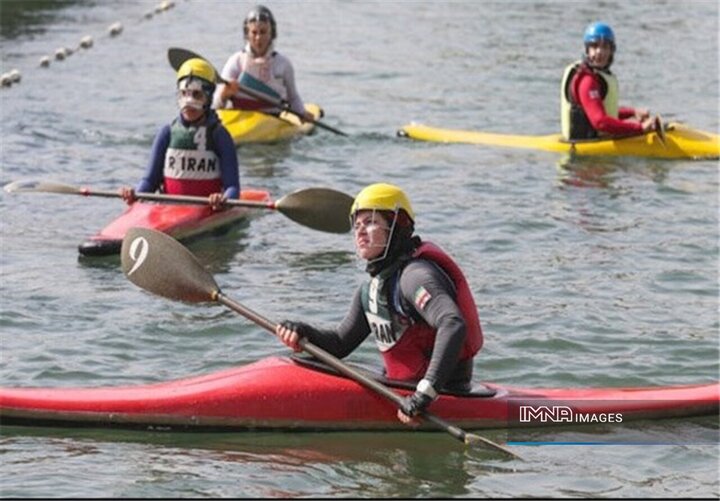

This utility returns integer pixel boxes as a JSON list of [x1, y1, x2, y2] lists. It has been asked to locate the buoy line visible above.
[[1, 0, 180, 89]]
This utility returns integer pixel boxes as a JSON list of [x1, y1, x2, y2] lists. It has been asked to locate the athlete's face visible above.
[[586, 40, 613, 68], [246, 21, 272, 56], [177, 79, 207, 123], [353, 210, 390, 261]]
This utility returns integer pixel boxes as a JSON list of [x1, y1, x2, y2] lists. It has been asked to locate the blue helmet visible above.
[[583, 22, 615, 48]]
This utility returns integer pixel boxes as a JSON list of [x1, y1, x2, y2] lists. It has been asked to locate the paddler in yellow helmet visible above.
[[120, 58, 240, 210], [276, 183, 484, 425], [213, 5, 315, 122], [560, 22, 660, 140]]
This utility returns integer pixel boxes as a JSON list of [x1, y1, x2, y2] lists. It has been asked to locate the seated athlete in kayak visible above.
[[212, 5, 315, 122], [120, 58, 240, 210], [276, 183, 484, 425], [561, 22, 660, 140]]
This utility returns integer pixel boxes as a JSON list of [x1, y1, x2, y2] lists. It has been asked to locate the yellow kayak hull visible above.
[[219, 103, 323, 144], [398, 122, 719, 160]]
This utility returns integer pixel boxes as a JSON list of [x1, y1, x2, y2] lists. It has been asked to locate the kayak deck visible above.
[[1, 356, 717, 432], [397, 122, 720, 160], [218, 103, 323, 144], [78, 189, 271, 257]]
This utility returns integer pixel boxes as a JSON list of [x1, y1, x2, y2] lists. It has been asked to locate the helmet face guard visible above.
[[350, 183, 415, 265], [176, 58, 216, 112], [351, 209, 397, 264], [177, 78, 212, 112], [243, 5, 277, 40]]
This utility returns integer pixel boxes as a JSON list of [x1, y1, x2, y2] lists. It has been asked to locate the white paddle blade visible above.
[[121, 228, 219, 303], [3, 180, 80, 194]]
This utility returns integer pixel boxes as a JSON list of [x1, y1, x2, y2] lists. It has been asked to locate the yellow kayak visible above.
[[218, 103, 323, 144], [397, 122, 719, 160]]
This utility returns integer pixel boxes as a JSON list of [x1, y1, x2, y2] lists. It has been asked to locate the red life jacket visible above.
[[363, 241, 483, 381]]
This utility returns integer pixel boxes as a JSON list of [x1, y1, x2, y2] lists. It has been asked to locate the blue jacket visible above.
[[136, 110, 240, 199]]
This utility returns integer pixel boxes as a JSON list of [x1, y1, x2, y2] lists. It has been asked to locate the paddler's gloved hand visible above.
[[399, 392, 434, 418], [276, 320, 314, 352], [399, 379, 438, 419]]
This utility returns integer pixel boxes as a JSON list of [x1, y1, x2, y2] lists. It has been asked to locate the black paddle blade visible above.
[[276, 188, 354, 233], [655, 115, 667, 146], [167, 47, 224, 84], [121, 228, 219, 303], [3, 180, 80, 194]]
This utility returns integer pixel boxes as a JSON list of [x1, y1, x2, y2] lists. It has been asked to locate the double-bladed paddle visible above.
[[168, 47, 348, 137], [120, 227, 522, 460], [3, 180, 352, 234]]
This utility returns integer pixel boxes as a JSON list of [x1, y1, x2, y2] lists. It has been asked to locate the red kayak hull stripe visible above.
[[1, 357, 718, 431]]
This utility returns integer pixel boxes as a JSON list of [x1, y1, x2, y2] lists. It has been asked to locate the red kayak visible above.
[[1, 356, 717, 431], [78, 189, 271, 256]]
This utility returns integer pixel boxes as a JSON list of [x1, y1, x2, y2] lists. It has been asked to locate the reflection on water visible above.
[[5, 419, 713, 497], [507, 416, 719, 446], [284, 250, 354, 272], [77, 220, 253, 276], [184, 222, 252, 276], [239, 142, 300, 179], [0, 426, 497, 497], [0, 0, 92, 39], [555, 155, 671, 191], [552, 155, 676, 233]]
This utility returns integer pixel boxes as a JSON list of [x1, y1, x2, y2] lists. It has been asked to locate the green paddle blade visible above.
[[121, 228, 219, 303], [276, 188, 354, 233]]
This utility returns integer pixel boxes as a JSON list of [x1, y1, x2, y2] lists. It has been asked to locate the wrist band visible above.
[[416, 378, 437, 399]]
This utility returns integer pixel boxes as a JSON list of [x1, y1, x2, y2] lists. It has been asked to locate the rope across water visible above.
[[1, 0, 181, 89]]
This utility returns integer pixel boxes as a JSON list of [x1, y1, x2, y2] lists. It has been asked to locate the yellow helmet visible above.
[[350, 183, 415, 222], [176, 58, 216, 85]]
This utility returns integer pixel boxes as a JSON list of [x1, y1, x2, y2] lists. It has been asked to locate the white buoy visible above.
[[55, 48, 67, 60], [39, 56, 51, 68], [108, 22, 123, 36], [79, 35, 94, 49], [9, 69, 21, 83], [0, 74, 12, 87]]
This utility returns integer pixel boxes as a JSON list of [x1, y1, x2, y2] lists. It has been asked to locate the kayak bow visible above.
[[78, 189, 271, 257]]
